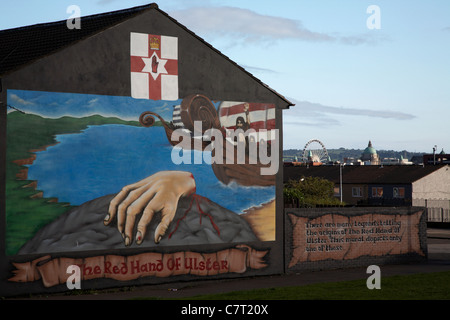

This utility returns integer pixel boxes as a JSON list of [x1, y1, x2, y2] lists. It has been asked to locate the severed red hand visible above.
[[104, 171, 196, 245]]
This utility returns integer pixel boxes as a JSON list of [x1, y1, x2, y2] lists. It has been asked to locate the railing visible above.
[[357, 198, 412, 207], [284, 197, 450, 223], [413, 199, 450, 223], [283, 198, 345, 208]]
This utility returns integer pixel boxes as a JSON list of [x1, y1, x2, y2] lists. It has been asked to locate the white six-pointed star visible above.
[[142, 52, 168, 80]]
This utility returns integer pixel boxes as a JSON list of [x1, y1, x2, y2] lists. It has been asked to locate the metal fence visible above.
[[413, 199, 450, 223], [285, 197, 450, 223]]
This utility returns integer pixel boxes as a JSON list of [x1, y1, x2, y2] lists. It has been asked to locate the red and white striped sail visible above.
[[218, 102, 276, 142]]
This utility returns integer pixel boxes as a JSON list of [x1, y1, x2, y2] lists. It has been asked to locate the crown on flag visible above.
[[149, 37, 160, 50]]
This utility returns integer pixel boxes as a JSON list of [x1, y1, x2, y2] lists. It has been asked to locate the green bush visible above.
[[284, 176, 344, 207]]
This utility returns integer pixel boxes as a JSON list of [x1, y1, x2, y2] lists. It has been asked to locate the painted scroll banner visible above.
[[9, 245, 267, 287], [288, 211, 425, 268]]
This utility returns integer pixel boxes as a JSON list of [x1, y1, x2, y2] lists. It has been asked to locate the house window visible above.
[[393, 187, 405, 198], [372, 187, 383, 198], [334, 186, 340, 196], [352, 187, 362, 197]]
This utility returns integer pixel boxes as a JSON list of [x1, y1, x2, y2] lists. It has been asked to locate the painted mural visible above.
[[5, 89, 277, 259], [286, 208, 427, 273]]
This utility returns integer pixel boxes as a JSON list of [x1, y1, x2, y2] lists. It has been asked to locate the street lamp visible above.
[[433, 145, 437, 165], [339, 164, 343, 203]]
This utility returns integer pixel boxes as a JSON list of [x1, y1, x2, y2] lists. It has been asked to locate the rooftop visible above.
[[0, 3, 156, 76], [0, 3, 293, 107], [284, 164, 447, 184]]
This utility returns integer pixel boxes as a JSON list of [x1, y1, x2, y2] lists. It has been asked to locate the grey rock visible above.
[[18, 194, 257, 254]]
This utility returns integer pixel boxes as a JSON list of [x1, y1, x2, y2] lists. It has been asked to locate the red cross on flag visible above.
[[219, 102, 276, 131], [130, 32, 178, 100], [218, 102, 276, 144]]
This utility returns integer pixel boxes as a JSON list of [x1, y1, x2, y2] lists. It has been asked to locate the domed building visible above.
[[361, 140, 380, 165]]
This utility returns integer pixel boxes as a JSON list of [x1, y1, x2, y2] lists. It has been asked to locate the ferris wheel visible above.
[[301, 139, 329, 164]]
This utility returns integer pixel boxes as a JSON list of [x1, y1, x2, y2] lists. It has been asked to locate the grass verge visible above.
[[164, 271, 450, 300]]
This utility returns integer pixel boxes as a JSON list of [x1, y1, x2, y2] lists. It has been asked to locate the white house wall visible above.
[[412, 166, 450, 201]]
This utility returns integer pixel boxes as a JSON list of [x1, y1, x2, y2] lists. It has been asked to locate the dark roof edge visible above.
[[284, 164, 447, 184], [0, 3, 156, 33], [409, 164, 447, 182], [0, 4, 155, 77], [152, 6, 294, 108], [1, 2, 294, 108]]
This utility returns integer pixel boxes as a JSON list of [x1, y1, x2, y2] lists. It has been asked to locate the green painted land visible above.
[[5, 111, 140, 255]]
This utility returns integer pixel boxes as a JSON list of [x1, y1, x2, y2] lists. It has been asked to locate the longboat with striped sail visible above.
[[139, 94, 276, 187]]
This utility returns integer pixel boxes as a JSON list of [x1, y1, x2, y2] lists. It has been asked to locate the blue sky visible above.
[[2, 0, 450, 153], [7, 89, 180, 121]]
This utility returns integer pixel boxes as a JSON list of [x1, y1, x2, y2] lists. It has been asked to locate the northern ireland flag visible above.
[[130, 32, 178, 100]]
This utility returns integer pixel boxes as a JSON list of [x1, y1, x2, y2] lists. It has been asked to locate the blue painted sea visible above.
[[27, 124, 275, 214]]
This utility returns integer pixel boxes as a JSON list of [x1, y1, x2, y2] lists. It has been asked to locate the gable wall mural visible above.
[[6, 89, 277, 255], [1, 25, 283, 295]]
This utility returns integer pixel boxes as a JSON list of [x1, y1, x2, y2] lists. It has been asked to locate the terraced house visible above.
[[284, 164, 450, 216]]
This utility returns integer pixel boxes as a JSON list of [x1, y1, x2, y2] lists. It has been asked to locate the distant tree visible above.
[[284, 176, 344, 207], [283, 148, 424, 163]]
